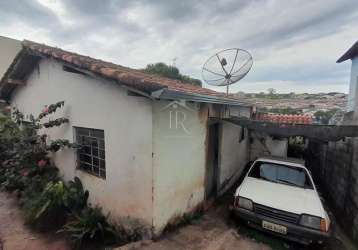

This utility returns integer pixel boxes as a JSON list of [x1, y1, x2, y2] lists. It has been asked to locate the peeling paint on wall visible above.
[[152, 100, 207, 234]]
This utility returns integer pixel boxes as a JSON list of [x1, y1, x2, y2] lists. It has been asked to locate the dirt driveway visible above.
[[0, 192, 70, 250], [133, 207, 271, 250], [120, 191, 356, 250], [0, 189, 355, 250]]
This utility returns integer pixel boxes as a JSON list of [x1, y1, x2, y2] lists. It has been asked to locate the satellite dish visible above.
[[202, 48, 253, 95]]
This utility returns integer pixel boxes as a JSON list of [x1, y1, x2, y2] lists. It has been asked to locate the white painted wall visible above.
[[218, 122, 249, 195], [151, 104, 251, 233], [10, 59, 154, 226], [266, 137, 288, 156], [0, 36, 21, 79], [152, 100, 208, 234], [249, 132, 288, 160], [348, 57, 358, 111]]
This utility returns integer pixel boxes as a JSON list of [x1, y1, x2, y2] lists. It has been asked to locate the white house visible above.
[[0, 40, 252, 234], [0, 36, 21, 79], [337, 40, 358, 112]]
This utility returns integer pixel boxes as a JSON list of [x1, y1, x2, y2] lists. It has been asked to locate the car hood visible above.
[[236, 177, 325, 217]]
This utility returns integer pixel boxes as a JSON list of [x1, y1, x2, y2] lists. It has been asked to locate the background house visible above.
[[0, 36, 21, 79], [0, 40, 253, 234], [0, 36, 21, 110], [337, 40, 358, 113]]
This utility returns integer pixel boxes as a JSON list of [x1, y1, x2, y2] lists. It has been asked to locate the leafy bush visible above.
[[0, 103, 136, 248], [0, 102, 74, 194], [24, 181, 68, 227], [63, 177, 89, 212], [60, 206, 116, 248], [24, 177, 89, 228]]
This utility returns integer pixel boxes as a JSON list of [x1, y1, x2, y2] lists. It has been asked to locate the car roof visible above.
[[255, 156, 306, 169]]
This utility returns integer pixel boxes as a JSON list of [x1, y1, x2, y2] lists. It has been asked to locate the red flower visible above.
[[42, 106, 49, 113], [37, 159, 47, 168]]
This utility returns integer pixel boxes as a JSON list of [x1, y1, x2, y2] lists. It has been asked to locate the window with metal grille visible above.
[[75, 127, 106, 178]]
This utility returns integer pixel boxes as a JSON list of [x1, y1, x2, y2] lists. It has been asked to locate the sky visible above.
[[1, 0, 358, 94]]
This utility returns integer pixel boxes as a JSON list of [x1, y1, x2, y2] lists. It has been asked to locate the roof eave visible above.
[[337, 55, 351, 63], [337, 40, 358, 63], [0, 49, 41, 100]]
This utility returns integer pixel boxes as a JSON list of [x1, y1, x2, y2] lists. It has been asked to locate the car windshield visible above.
[[248, 161, 313, 189]]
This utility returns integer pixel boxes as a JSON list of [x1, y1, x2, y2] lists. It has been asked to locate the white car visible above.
[[232, 157, 331, 244]]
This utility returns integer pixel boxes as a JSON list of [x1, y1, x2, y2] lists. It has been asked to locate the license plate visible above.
[[262, 221, 287, 235]]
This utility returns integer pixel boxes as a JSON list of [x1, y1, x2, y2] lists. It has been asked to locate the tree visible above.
[[267, 88, 276, 95], [314, 109, 338, 125], [143, 62, 202, 87], [268, 107, 302, 115]]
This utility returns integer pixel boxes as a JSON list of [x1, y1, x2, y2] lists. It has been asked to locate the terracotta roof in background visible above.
[[255, 113, 313, 124], [22, 40, 231, 98], [337, 40, 358, 63]]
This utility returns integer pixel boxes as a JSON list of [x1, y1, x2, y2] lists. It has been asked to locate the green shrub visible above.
[[63, 177, 89, 212], [60, 206, 116, 248], [0, 102, 75, 196], [0, 103, 122, 248], [24, 181, 68, 228], [23, 177, 89, 229]]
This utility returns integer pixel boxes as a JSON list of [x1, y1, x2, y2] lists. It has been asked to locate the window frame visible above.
[[74, 126, 106, 179]]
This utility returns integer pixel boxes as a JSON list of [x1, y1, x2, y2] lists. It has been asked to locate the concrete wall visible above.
[[152, 100, 208, 233], [218, 121, 249, 195], [10, 59, 154, 226], [0, 36, 21, 79], [347, 57, 358, 111], [151, 103, 251, 233], [249, 131, 288, 160], [307, 139, 358, 244]]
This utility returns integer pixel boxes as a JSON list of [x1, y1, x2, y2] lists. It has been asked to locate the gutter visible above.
[[151, 89, 250, 107]]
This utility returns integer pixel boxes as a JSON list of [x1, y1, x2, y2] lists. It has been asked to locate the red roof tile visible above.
[[255, 113, 313, 124], [22, 40, 231, 98]]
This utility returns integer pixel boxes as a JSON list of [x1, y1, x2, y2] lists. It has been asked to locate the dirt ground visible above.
[[0, 192, 70, 250], [119, 195, 356, 250], [129, 207, 271, 250], [0, 187, 356, 250]]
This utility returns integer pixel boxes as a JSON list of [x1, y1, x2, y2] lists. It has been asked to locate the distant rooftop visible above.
[[255, 113, 312, 124]]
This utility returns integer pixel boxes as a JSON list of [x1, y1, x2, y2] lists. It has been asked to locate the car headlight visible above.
[[236, 196, 253, 211], [299, 214, 327, 232]]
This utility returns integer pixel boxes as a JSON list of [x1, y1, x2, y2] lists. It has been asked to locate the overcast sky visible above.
[[1, 0, 358, 94]]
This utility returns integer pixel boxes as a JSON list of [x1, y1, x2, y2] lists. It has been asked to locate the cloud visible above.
[[0, 0, 358, 93]]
